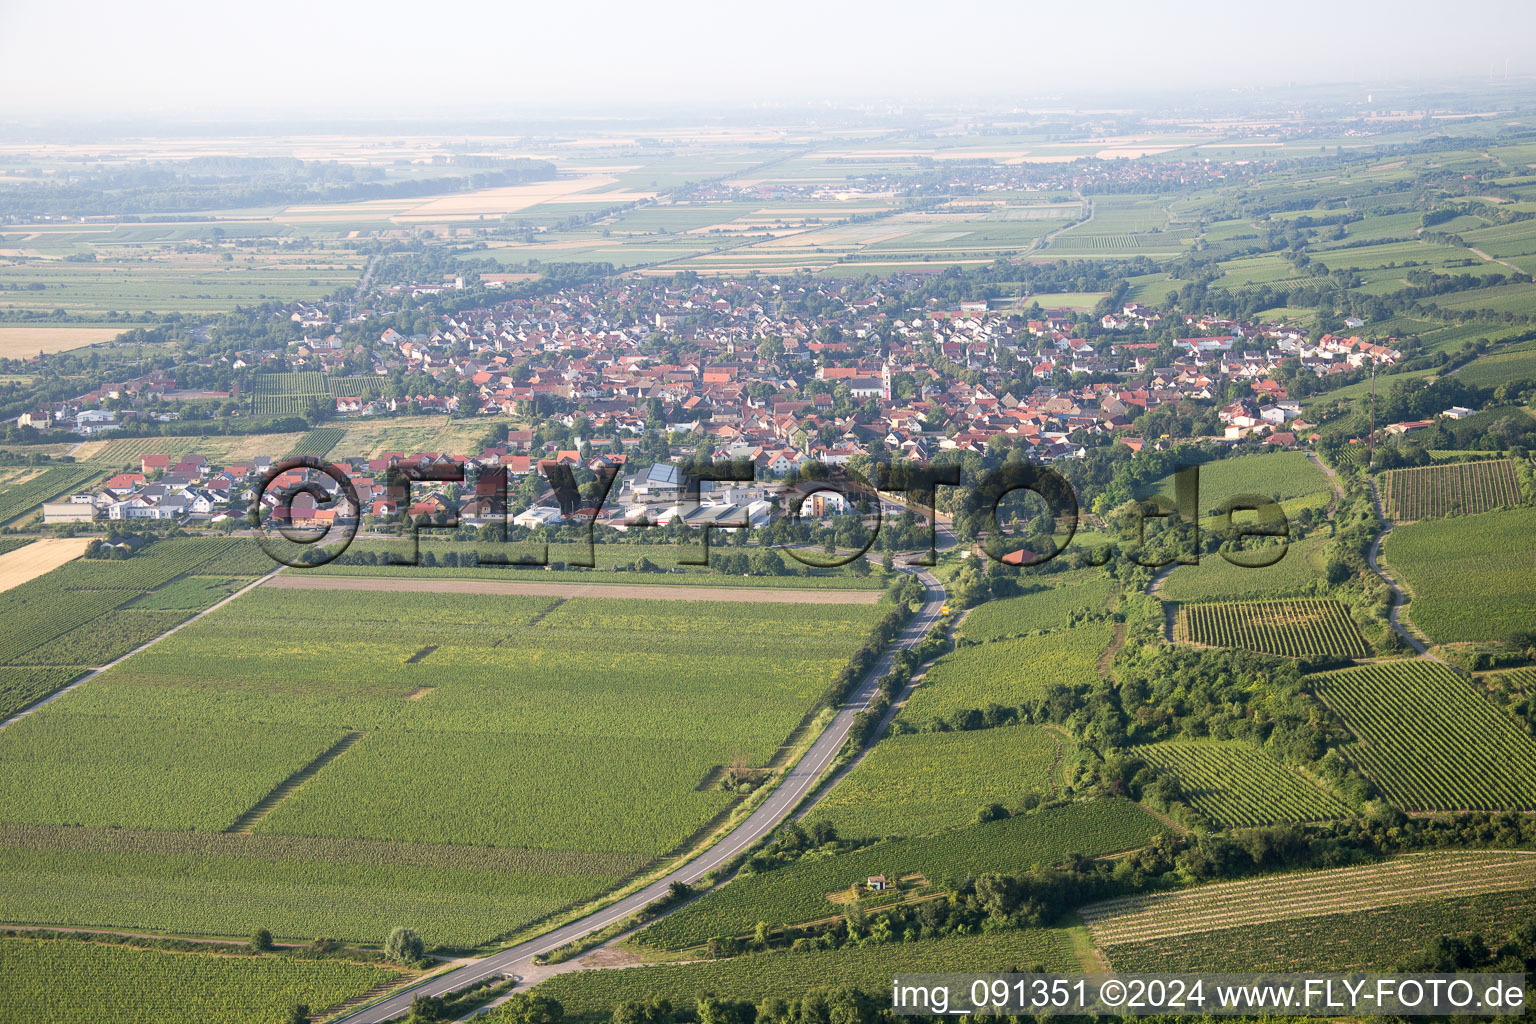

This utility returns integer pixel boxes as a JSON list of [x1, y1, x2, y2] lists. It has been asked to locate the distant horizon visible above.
[[3, 0, 1535, 122], [3, 77, 1536, 140]]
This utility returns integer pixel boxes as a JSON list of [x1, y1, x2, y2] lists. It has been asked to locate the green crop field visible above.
[[14, 590, 886, 847], [1379, 460, 1523, 520], [1105, 886, 1536, 973], [1454, 343, 1536, 387], [0, 666, 86, 721], [0, 538, 267, 719], [898, 623, 1113, 727], [287, 427, 346, 457], [303, 539, 887, 590], [1141, 452, 1332, 519], [0, 713, 349, 831], [804, 726, 1073, 839], [0, 587, 889, 942], [1177, 599, 1369, 659], [1312, 661, 1536, 811], [128, 575, 248, 610], [1159, 534, 1329, 601], [0, 936, 399, 1024], [1384, 506, 1536, 643], [76, 432, 312, 466], [958, 573, 1114, 641], [642, 800, 1167, 951], [539, 927, 1078, 1020], [0, 465, 100, 524], [1137, 741, 1352, 826], [0, 824, 640, 948], [0, 247, 365, 316], [1090, 852, 1536, 972]]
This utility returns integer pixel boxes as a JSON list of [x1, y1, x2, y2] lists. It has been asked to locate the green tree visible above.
[[406, 994, 447, 1022], [498, 992, 565, 1024], [286, 1005, 311, 1024], [250, 927, 273, 952], [384, 926, 425, 964]]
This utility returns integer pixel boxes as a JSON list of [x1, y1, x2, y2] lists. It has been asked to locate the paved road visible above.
[[330, 568, 946, 1024]]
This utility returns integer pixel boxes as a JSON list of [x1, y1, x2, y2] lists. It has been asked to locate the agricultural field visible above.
[[1384, 506, 1536, 643], [803, 726, 1073, 839], [1139, 451, 1333, 520], [0, 325, 124, 357], [897, 622, 1113, 727], [0, 587, 889, 942], [0, 538, 268, 720], [1137, 741, 1352, 826], [1100, 871, 1536, 973], [1454, 341, 1536, 387], [1379, 459, 1523, 520], [75, 432, 310, 466], [643, 800, 1166, 951], [0, 824, 639, 948], [305, 539, 887, 590], [0, 244, 366, 315], [1311, 661, 1536, 811], [287, 427, 346, 458], [252, 373, 383, 417], [539, 927, 1079, 1021], [0, 537, 92, 594], [0, 464, 100, 524], [331, 414, 515, 459], [0, 714, 349, 831], [1177, 599, 1369, 660], [1084, 851, 1536, 946], [0, 936, 400, 1024], [1159, 533, 1329, 602], [958, 573, 1114, 641]]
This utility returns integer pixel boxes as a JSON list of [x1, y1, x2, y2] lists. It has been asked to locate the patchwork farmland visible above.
[[0, 585, 892, 945], [643, 800, 1166, 951]]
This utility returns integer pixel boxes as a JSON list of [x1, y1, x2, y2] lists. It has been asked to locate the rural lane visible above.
[[1364, 482, 1442, 662], [329, 567, 946, 1024]]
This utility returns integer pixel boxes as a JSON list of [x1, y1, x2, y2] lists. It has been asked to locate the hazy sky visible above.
[[2, 0, 1533, 120]]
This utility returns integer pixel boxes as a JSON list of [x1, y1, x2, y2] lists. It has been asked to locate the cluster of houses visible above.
[[267, 283, 1408, 463], [26, 276, 1420, 532], [42, 447, 783, 533]]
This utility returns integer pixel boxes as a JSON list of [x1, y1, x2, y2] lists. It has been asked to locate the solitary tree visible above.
[[384, 926, 425, 964], [285, 1005, 311, 1024], [250, 927, 274, 952]]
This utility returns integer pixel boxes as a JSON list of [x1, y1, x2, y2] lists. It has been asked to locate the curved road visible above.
[[1364, 481, 1442, 662], [331, 568, 946, 1024]]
